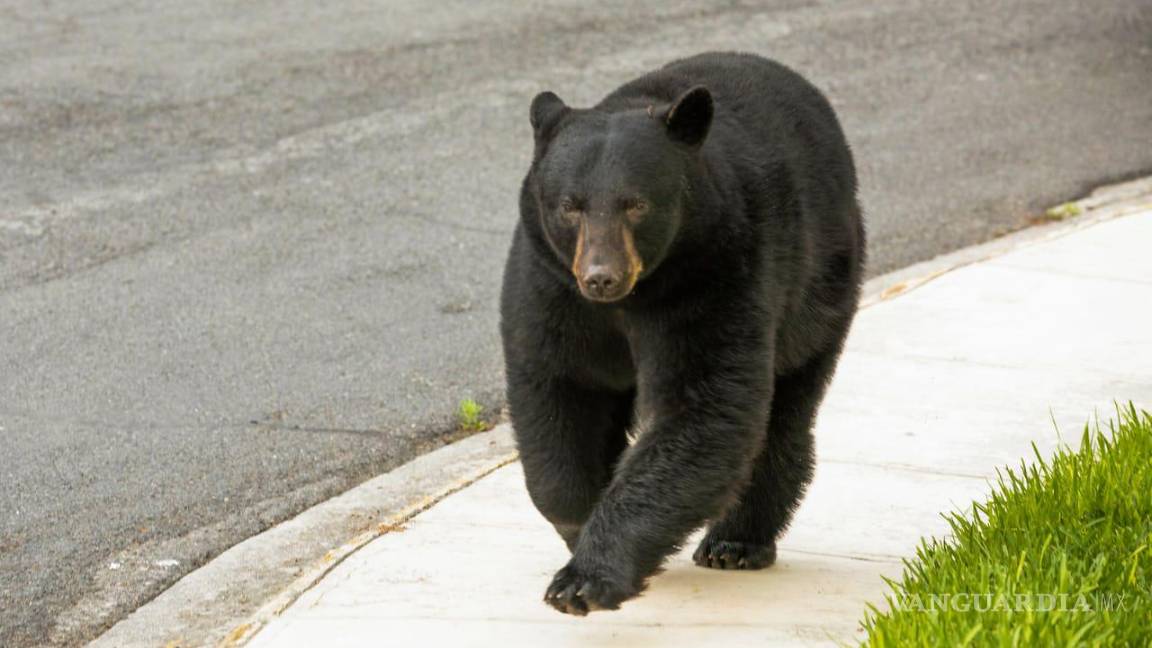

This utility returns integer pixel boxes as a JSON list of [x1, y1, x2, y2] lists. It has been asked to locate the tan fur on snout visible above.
[[620, 226, 644, 282], [571, 219, 588, 279]]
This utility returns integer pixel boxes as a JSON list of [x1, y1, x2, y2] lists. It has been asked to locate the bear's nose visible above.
[[582, 267, 622, 299]]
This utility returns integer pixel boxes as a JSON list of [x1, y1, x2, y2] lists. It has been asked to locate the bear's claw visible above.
[[692, 539, 777, 570], [544, 564, 630, 616]]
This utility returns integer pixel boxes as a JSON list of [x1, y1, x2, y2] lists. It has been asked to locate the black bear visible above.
[[499, 52, 865, 616]]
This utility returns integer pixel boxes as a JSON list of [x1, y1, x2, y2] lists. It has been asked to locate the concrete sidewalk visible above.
[[244, 201, 1152, 647]]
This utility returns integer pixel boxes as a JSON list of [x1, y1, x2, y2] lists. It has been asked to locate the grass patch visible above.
[[456, 397, 491, 433], [1045, 202, 1083, 221], [861, 404, 1152, 647]]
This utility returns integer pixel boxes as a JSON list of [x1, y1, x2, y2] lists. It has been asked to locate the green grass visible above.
[[1045, 202, 1084, 221], [861, 404, 1152, 647], [456, 397, 490, 433]]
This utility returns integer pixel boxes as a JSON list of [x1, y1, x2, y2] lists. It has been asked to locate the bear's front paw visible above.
[[693, 538, 777, 570], [544, 562, 634, 616]]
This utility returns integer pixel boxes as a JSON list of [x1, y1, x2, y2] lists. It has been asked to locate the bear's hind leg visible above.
[[693, 345, 843, 570]]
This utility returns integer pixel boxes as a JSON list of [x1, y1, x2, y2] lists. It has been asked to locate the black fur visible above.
[[499, 52, 865, 615]]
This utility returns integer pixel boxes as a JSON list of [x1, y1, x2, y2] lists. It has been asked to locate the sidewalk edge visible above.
[[226, 428, 517, 647], [86, 425, 517, 648], [860, 177, 1152, 306]]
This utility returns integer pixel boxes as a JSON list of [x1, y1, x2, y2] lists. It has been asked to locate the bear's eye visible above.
[[558, 198, 582, 227], [625, 199, 650, 224]]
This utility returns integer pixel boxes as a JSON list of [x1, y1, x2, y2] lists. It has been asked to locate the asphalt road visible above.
[[1, 0, 1150, 645]]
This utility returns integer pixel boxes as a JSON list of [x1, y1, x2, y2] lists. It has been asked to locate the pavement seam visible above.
[[817, 458, 989, 480], [845, 347, 1152, 384], [986, 261, 1152, 287], [780, 548, 906, 564]]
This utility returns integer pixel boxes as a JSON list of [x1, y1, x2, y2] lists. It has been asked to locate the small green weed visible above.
[[1045, 202, 1083, 221], [456, 398, 490, 432]]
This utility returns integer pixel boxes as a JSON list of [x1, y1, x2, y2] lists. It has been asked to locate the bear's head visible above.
[[525, 86, 713, 303]]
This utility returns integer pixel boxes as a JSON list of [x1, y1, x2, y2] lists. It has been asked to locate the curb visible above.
[[859, 176, 1152, 307], [87, 425, 517, 648], [87, 176, 1152, 648], [226, 425, 518, 647]]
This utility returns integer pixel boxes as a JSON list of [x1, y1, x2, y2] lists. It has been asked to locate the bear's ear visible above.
[[662, 85, 713, 148], [529, 91, 569, 140]]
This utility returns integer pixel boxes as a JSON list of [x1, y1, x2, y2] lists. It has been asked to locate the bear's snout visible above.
[[580, 265, 624, 301], [572, 220, 643, 303]]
